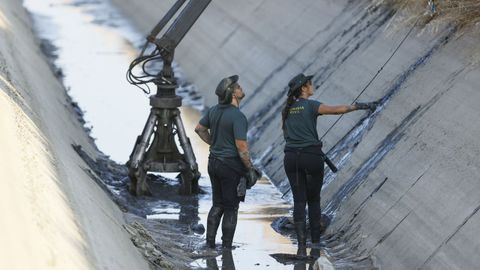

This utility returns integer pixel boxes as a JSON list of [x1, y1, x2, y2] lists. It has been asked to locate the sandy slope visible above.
[[0, 1, 149, 269]]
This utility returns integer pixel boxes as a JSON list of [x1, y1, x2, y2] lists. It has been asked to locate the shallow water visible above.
[[24, 0, 148, 163]]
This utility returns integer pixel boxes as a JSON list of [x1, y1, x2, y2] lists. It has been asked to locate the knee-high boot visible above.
[[309, 216, 322, 257], [294, 221, 307, 256], [221, 208, 238, 249], [308, 202, 323, 244], [206, 206, 224, 248], [310, 220, 322, 245], [310, 216, 328, 245]]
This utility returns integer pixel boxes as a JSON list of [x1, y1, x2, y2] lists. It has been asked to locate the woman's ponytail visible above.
[[282, 88, 301, 130]]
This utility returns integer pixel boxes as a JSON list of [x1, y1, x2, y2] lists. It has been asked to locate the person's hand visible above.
[[246, 167, 261, 189], [354, 101, 378, 111]]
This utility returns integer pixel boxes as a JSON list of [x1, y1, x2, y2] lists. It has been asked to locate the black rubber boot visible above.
[[221, 208, 238, 249], [206, 206, 224, 248], [310, 220, 322, 245], [310, 247, 321, 258], [309, 208, 327, 244], [311, 215, 328, 245], [294, 221, 307, 257]]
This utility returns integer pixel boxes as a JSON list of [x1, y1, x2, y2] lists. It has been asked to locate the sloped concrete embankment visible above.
[[0, 1, 150, 269], [109, 0, 480, 269]]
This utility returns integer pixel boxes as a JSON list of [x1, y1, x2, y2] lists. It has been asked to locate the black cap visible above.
[[287, 73, 313, 96], [216, 75, 239, 104]]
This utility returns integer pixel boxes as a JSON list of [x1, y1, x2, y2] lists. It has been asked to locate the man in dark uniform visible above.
[[195, 75, 259, 249]]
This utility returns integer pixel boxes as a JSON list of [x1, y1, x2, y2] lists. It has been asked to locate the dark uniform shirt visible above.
[[284, 98, 322, 148], [200, 104, 248, 173]]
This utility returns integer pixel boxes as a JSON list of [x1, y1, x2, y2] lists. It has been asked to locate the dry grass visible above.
[[373, 0, 480, 32]]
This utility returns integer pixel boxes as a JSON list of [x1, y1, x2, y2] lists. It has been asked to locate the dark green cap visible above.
[[287, 73, 313, 96], [216, 75, 239, 104]]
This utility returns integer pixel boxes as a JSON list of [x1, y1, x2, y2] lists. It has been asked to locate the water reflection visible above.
[[205, 250, 236, 270], [294, 263, 312, 270]]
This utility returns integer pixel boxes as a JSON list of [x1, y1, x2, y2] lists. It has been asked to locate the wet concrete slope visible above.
[[109, 0, 480, 269]]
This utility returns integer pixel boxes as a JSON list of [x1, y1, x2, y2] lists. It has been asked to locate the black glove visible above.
[[354, 101, 378, 111], [237, 177, 247, 197], [246, 167, 261, 189]]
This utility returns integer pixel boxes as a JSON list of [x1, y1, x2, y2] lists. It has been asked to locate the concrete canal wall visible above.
[[110, 0, 480, 269]]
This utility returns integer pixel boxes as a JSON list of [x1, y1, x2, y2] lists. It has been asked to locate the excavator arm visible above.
[[149, 0, 211, 55], [128, 0, 211, 91]]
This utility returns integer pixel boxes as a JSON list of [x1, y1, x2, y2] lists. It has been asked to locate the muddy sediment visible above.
[[73, 144, 204, 269]]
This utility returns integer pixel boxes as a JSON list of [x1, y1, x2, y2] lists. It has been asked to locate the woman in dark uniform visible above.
[[282, 73, 377, 256]]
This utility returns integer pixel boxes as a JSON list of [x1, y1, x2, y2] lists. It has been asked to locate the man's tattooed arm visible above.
[[195, 124, 211, 145], [236, 140, 253, 169], [239, 150, 253, 170]]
